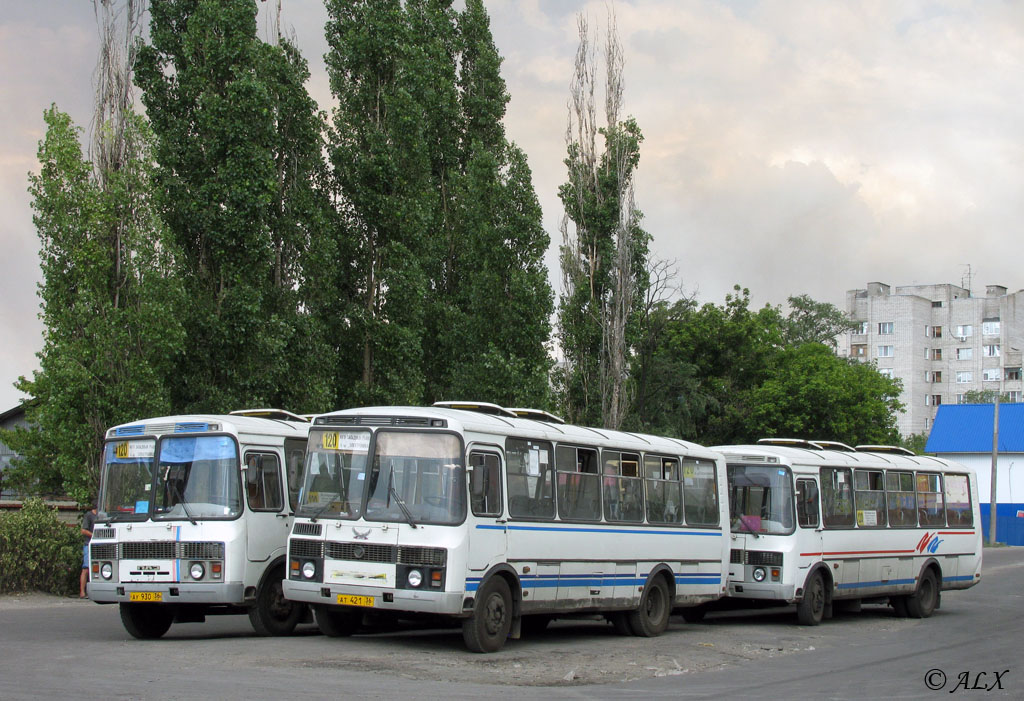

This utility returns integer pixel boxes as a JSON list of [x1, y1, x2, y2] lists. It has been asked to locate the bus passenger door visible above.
[[244, 450, 289, 563], [795, 478, 823, 583], [466, 450, 507, 573]]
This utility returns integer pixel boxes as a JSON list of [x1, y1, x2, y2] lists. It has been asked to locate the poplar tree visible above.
[[136, 0, 333, 413]]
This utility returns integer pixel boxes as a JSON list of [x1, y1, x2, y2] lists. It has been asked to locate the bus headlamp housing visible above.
[[302, 561, 317, 579], [407, 569, 423, 588], [752, 566, 767, 582], [190, 562, 206, 580], [100, 562, 113, 580]]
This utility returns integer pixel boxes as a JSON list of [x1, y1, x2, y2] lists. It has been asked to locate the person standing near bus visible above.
[[80, 504, 97, 598]]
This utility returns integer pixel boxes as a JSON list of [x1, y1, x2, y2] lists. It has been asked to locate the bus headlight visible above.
[[190, 562, 205, 580], [752, 567, 767, 582], [407, 569, 423, 588], [100, 562, 113, 580], [302, 561, 316, 579]]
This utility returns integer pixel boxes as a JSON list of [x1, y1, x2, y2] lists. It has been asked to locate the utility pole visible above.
[[989, 394, 1000, 544]]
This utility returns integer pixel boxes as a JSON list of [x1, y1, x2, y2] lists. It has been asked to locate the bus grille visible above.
[[316, 415, 432, 427], [118, 542, 224, 559], [93, 528, 116, 540], [730, 549, 743, 564], [291, 538, 324, 559], [744, 550, 783, 567], [327, 542, 396, 563], [398, 546, 446, 567], [91, 543, 117, 560], [293, 523, 323, 536]]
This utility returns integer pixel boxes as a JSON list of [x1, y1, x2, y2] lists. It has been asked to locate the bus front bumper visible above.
[[89, 581, 245, 605], [283, 579, 467, 616], [727, 581, 796, 602]]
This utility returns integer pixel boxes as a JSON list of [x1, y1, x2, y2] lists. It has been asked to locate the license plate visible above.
[[129, 592, 163, 603], [337, 594, 374, 608]]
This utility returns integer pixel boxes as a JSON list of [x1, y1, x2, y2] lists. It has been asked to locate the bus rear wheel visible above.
[[627, 576, 671, 637], [249, 571, 303, 636], [462, 577, 512, 653], [906, 569, 938, 618], [119, 602, 174, 639], [797, 571, 826, 626]]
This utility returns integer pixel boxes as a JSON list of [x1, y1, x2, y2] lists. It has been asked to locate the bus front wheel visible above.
[[627, 576, 671, 637], [463, 577, 512, 653], [797, 571, 826, 626], [314, 605, 361, 637], [119, 602, 174, 639], [249, 571, 304, 636]]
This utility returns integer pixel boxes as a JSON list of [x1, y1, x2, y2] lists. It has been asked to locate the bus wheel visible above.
[[627, 576, 671, 637], [314, 605, 361, 637], [119, 603, 174, 639], [607, 612, 634, 636], [906, 570, 938, 619], [249, 572, 303, 636], [797, 572, 826, 626], [462, 577, 512, 653]]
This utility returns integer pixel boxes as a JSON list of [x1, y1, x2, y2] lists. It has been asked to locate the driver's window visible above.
[[245, 452, 283, 512], [796, 479, 820, 528]]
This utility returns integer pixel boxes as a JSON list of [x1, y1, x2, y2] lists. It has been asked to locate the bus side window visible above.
[[245, 452, 283, 512], [284, 438, 306, 512], [796, 479, 819, 528], [470, 452, 502, 517]]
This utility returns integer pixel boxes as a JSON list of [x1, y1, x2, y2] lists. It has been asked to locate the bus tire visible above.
[[314, 605, 360, 637], [681, 603, 708, 623], [905, 569, 938, 619], [627, 575, 671, 637], [797, 571, 826, 626], [119, 603, 174, 640], [248, 570, 303, 636], [462, 577, 512, 653]]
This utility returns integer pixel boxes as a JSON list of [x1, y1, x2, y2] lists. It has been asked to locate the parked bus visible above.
[[89, 411, 311, 639], [283, 403, 730, 652], [708, 439, 982, 625]]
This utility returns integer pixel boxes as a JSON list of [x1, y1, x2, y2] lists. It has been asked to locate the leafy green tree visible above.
[[782, 294, 858, 349], [4, 108, 185, 502], [136, 0, 333, 413], [746, 344, 903, 444]]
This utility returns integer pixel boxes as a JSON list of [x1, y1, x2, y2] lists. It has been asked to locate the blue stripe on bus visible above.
[[836, 578, 916, 589], [474, 524, 720, 537], [945, 575, 975, 582]]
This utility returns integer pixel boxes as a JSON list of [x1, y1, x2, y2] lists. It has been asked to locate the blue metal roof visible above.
[[926, 403, 1024, 453]]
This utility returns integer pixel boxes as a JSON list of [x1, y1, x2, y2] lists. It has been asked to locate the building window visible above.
[[878, 322, 894, 335], [984, 345, 1000, 358], [877, 345, 894, 358], [983, 369, 1001, 381], [955, 324, 973, 339], [932, 300, 943, 308], [956, 394, 966, 404], [956, 371, 973, 384], [1006, 367, 1022, 381], [1007, 391, 1022, 403], [926, 394, 942, 406], [956, 348, 973, 360], [926, 371, 942, 383], [853, 322, 868, 335], [851, 344, 867, 358], [932, 348, 943, 361], [982, 320, 1001, 335], [926, 325, 943, 339], [880, 368, 894, 379]]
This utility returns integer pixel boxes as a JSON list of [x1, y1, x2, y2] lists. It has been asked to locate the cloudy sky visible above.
[[2, 0, 1023, 412]]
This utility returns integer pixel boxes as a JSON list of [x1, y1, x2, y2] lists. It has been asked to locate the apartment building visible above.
[[839, 282, 1024, 436]]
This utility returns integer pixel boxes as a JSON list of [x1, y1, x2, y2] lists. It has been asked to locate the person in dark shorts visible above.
[[80, 505, 97, 598]]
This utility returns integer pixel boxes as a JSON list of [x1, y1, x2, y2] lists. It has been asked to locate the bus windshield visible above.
[[99, 439, 156, 521], [153, 435, 241, 520], [365, 431, 466, 526], [298, 429, 371, 520], [728, 464, 794, 535]]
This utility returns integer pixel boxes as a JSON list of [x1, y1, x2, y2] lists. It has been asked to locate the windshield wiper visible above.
[[165, 467, 197, 525], [385, 466, 417, 529], [734, 514, 761, 538], [308, 495, 335, 523]]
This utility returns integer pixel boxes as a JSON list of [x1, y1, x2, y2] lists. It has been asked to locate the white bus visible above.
[[709, 439, 982, 625], [89, 411, 311, 638], [282, 403, 730, 652]]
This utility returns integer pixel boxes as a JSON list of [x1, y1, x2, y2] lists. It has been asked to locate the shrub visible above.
[[0, 498, 81, 596]]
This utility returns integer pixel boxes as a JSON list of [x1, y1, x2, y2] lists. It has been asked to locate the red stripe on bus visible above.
[[799, 550, 915, 556], [939, 531, 975, 535]]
